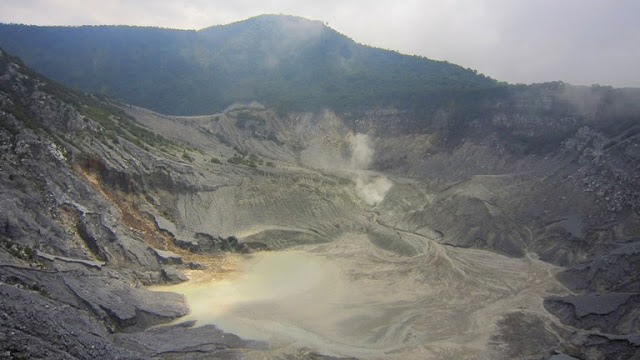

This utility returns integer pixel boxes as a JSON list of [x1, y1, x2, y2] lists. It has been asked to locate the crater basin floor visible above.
[[152, 232, 567, 359]]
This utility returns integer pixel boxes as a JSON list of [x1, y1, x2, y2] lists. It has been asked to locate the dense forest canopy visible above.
[[0, 15, 501, 115]]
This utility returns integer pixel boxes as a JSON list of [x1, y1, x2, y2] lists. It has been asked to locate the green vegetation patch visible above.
[[1, 239, 35, 261], [227, 152, 264, 168]]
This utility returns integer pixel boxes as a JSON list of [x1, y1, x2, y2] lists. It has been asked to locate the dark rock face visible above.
[[62, 274, 189, 331], [576, 333, 640, 360], [113, 321, 266, 359], [161, 267, 189, 284], [544, 293, 640, 334], [557, 241, 640, 293], [0, 284, 146, 360], [191, 233, 250, 253], [548, 241, 640, 359], [0, 49, 269, 358], [489, 312, 562, 360]]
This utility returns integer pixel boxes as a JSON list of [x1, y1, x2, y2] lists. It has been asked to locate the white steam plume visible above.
[[349, 133, 374, 169], [348, 134, 393, 206], [354, 175, 393, 206]]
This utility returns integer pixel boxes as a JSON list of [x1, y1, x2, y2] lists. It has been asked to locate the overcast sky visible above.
[[1, 0, 638, 87]]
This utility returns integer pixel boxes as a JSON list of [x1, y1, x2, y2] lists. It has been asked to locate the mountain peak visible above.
[[228, 14, 325, 28], [199, 14, 330, 40]]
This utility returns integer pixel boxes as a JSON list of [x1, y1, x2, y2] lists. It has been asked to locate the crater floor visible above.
[[155, 232, 567, 359]]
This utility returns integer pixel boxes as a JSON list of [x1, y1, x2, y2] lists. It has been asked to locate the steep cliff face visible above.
[[0, 49, 266, 358], [1, 42, 639, 360]]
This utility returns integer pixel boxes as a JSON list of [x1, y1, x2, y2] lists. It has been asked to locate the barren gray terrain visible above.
[[1, 41, 639, 360]]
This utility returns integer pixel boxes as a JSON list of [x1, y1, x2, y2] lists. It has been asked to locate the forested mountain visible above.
[[0, 15, 499, 114]]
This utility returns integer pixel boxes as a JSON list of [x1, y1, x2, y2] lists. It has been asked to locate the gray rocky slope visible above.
[[0, 48, 639, 359]]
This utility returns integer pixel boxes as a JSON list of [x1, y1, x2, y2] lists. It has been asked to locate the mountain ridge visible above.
[[0, 14, 498, 115]]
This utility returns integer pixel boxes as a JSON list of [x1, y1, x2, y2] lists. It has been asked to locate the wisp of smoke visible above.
[[348, 134, 393, 206], [354, 174, 393, 206], [349, 133, 374, 169]]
